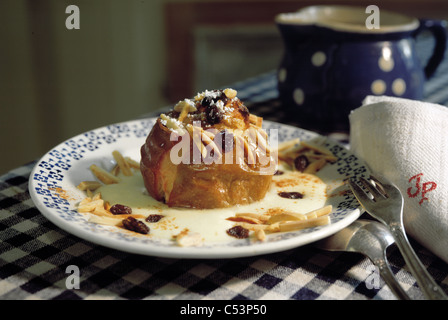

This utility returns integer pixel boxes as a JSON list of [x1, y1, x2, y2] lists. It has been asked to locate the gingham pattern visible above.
[[2, 35, 448, 301]]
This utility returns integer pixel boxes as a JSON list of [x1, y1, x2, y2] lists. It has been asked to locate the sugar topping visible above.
[[160, 88, 241, 133]]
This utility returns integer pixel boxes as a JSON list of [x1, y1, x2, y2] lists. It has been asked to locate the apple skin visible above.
[[140, 118, 275, 209]]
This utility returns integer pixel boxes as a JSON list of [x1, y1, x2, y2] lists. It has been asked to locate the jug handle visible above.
[[414, 19, 447, 79]]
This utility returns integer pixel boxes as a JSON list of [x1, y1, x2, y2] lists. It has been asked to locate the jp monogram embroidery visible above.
[[407, 173, 437, 205]]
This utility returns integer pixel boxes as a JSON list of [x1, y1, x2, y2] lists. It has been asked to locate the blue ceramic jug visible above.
[[276, 6, 447, 132]]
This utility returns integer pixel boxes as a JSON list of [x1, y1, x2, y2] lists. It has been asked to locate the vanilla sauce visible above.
[[94, 163, 328, 244]]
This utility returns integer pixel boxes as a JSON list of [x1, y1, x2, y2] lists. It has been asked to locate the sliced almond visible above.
[[300, 141, 334, 157], [77, 199, 104, 213], [278, 215, 330, 232], [77, 180, 102, 191], [88, 215, 122, 226], [90, 164, 120, 184], [112, 150, 133, 176], [125, 157, 140, 169], [267, 212, 307, 224], [224, 88, 237, 99], [303, 158, 327, 174], [235, 212, 270, 223], [277, 138, 300, 153], [304, 205, 333, 219], [175, 230, 203, 247], [255, 229, 266, 242]]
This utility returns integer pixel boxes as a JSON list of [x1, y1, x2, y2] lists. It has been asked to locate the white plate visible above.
[[29, 118, 369, 259]]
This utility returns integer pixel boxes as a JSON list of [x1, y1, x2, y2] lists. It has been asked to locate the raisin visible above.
[[201, 90, 227, 107], [122, 216, 150, 234], [201, 95, 214, 107], [294, 155, 309, 172], [110, 204, 132, 215], [226, 226, 250, 239], [200, 90, 228, 125], [278, 191, 304, 199], [205, 104, 223, 124], [220, 92, 229, 105], [145, 214, 164, 223]]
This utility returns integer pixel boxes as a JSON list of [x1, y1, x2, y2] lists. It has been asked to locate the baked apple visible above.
[[140, 88, 276, 209]]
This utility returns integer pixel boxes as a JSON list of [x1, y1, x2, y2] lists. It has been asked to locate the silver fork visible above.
[[349, 174, 447, 300]]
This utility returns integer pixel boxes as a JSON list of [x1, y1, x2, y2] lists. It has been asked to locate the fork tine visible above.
[[360, 177, 386, 200], [369, 174, 404, 200], [368, 175, 389, 198], [349, 178, 371, 203]]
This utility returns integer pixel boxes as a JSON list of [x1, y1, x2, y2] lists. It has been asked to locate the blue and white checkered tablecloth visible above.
[[1, 34, 448, 305]]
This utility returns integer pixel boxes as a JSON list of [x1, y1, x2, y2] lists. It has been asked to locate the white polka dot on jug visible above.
[[293, 88, 305, 105], [311, 51, 326, 67], [392, 78, 406, 96], [378, 47, 394, 72], [378, 56, 394, 72], [278, 68, 287, 82], [371, 79, 386, 95]]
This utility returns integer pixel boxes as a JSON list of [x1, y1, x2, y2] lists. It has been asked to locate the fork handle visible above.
[[391, 224, 448, 300], [376, 259, 411, 300], [373, 258, 411, 300]]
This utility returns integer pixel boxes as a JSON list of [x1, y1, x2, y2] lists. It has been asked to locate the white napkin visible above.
[[349, 95, 448, 264]]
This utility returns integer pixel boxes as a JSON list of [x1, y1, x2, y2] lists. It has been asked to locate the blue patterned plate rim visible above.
[[28, 117, 369, 259]]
